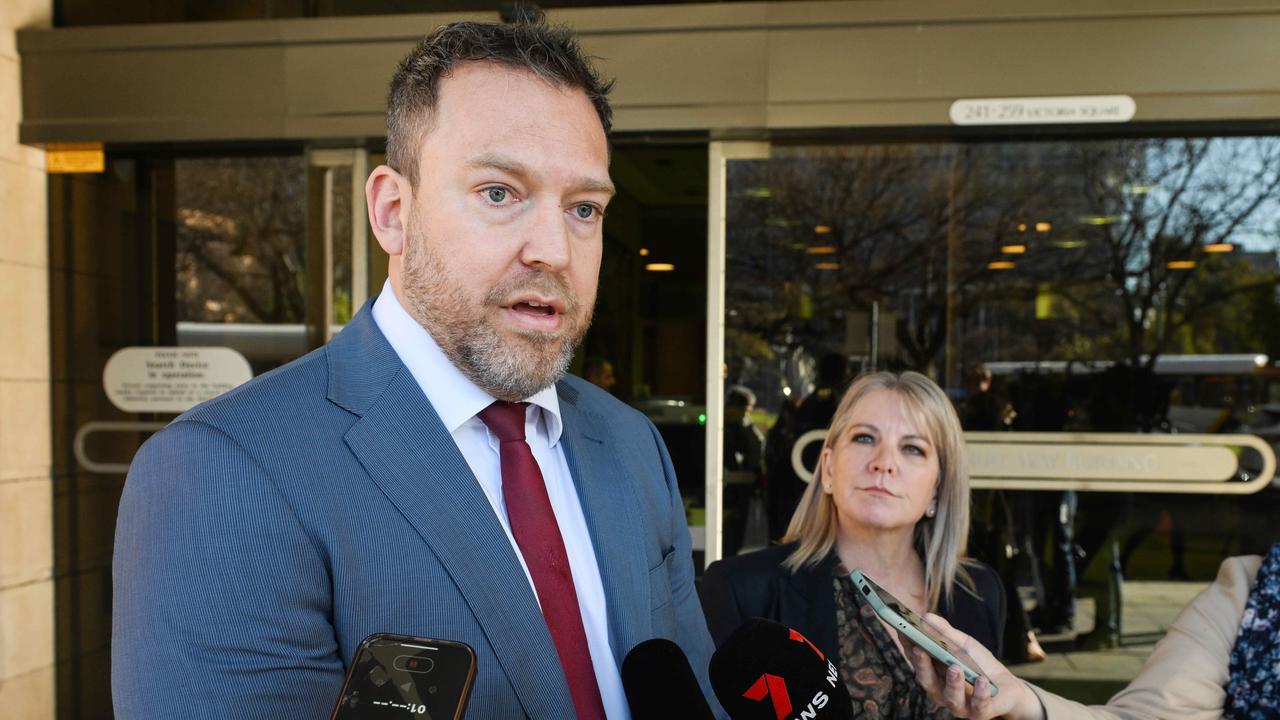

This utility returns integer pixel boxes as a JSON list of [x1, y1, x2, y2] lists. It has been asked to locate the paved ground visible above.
[[1009, 579, 1209, 704]]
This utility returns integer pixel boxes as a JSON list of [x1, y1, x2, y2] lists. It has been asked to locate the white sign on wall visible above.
[[950, 95, 1136, 126], [103, 346, 253, 414]]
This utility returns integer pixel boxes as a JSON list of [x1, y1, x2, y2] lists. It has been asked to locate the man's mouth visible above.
[[499, 295, 569, 334], [512, 300, 556, 317]]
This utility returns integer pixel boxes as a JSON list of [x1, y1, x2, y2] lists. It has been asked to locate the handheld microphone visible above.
[[621, 638, 716, 720], [709, 619, 853, 720]]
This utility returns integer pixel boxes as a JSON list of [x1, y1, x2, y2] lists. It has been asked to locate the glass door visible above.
[[306, 148, 384, 343], [50, 146, 384, 718]]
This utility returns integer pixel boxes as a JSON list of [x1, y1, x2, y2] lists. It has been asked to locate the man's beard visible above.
[[399, 227, 592, 402]]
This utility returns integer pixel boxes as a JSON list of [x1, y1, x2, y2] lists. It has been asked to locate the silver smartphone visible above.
[[849, 569, 997, 697]]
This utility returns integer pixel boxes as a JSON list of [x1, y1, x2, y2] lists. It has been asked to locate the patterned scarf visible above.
[[1224, 541, 1280, 719], [831, 571, 948, 719]]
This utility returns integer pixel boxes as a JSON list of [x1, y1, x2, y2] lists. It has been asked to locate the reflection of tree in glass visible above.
[[175, 156, 307, 324], [1055, 138, 1280, 365], [726, 138, 1280, 419], [726, 145, 1052, 378], [993, 137, 1280, 430]]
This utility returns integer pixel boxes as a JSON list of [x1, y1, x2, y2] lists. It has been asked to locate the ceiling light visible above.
[[1167, 260, 1196, 270], [814, 225, 832, 235], [1079, 215, 1122, 226], [988, 261, 1015, 270], [1001, 245, 1026, 255], [639, 248, 650, 256], [806, 246, 837, 255], [1203, 243, 1234, 253], [815, 262, 840, 270], [645, 263, 676, 272], [1035, 222, 1052, 233], [1017, 223, 1028, 232]]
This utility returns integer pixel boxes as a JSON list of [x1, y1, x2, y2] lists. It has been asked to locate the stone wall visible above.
[[0, 0, 54, 717]]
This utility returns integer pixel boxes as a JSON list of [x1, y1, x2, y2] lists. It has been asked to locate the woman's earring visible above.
[[926, 501, 937, 518]]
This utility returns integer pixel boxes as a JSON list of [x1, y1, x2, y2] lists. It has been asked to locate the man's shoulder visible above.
[[126, 343, 366, 498], [557, 374, 651, 427], [179, 345, 331, 430], [122, 350, 335, 508], [176, 306, 398, 433]]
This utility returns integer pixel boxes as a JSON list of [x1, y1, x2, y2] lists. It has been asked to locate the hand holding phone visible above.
[[848, 569, 997, 698], [330, 633, 477, 720], [907, 613, 1046, 720]]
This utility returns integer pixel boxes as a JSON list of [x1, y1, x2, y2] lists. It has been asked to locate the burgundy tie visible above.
[[478, 401, 607, 720]]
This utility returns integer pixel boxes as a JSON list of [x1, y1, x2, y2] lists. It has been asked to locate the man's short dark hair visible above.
[[386, 7, 614, 187]]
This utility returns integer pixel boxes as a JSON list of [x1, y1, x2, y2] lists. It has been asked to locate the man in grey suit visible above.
[[112, 13, 717, 719]]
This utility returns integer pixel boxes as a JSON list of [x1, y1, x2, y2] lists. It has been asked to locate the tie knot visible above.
[[478, 401, 528, 443]]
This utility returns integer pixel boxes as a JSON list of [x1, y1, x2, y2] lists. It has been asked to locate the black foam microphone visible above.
[[709, 619, 853, 720], [622, 638, 716, 720]]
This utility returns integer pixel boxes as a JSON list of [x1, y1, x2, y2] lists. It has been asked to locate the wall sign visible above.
[[103, 346, 253, 414], [950, 95, 1136, 126], [47, 142, 106, 174]]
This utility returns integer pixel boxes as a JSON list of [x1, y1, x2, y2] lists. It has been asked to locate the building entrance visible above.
[[47, 139, 708, 718]]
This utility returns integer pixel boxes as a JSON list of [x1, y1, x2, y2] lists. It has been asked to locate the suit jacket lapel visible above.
[[331, 308, 574, 718], [556, 381, 651, 663], [780, 554, 841, 662]]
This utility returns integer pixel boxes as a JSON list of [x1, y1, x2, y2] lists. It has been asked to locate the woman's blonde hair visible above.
[[782, 370, 975, 611]]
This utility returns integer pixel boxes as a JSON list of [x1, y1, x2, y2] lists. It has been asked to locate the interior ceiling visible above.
[[610, 145, 707, 209]]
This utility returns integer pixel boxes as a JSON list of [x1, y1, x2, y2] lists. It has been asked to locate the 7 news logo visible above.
[[742, 629, 840, 720]]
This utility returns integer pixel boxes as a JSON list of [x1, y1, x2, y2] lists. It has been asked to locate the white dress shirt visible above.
[[372, 282, 629, 719]]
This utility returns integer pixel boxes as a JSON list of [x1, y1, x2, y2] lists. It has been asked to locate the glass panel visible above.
[[174, 155, 308, 374], [52, 151, 310, 718], [331, 165, 354, 325], [583, 143, 710, 564], [50, 158, 152, 720], [723, 136, 1280, 699]]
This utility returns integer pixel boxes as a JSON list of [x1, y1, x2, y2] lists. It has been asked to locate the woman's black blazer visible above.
[[698, 543, 1006, 662]]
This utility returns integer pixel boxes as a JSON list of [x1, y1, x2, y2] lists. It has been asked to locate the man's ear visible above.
[[366, 164, 411, 257]]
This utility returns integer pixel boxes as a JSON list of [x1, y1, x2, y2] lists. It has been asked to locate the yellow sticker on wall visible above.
[[47, 142, 105, 174]]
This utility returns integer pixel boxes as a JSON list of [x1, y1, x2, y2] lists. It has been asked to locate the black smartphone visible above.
[[330, 633, 478, 720]]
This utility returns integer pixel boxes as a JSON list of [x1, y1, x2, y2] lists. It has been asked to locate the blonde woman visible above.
[[700, 371, 1005, 718]]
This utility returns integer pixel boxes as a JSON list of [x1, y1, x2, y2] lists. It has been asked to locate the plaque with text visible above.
[[103, 346, 253, 414], [950, 95, 1136, 126]]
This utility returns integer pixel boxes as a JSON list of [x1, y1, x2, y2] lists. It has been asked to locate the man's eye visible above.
[[573, 203, 599, 220], [484, 187, 509, 203]]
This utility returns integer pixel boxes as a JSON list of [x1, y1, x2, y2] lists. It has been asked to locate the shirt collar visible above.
[[370, 280, 563, 445]]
